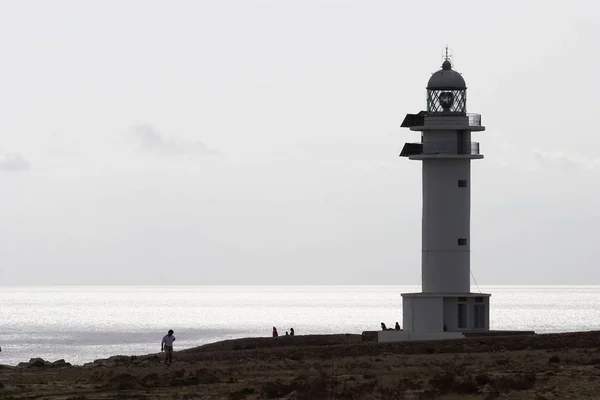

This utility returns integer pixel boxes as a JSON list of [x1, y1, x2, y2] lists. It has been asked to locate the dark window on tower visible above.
[[458, 238, 467, 246], [458, 180, 468, 187]]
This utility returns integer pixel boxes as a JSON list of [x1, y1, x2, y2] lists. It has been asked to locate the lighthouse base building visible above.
[[393, 293, 490, 341], [380, 54, 491, 342]]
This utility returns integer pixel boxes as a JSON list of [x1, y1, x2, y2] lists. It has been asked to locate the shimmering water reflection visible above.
[[1, 286, 599, 365]]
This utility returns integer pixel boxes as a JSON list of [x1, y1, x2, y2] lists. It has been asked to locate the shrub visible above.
[[491, 373, 536, 392], [229, 387, 256, 400], [429, 372, 455, 393]]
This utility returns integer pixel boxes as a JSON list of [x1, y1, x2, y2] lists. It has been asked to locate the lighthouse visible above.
[[388, 52, 490, 341]]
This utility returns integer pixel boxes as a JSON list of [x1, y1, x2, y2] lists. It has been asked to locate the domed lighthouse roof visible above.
[[427, 59, 466, 90]]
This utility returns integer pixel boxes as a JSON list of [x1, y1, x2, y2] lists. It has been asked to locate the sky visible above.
[[1, 0, 599, 285]]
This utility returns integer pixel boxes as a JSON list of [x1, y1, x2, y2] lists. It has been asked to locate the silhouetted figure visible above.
[[272, 327, 278, 337], [381, 322, 387, 331], [290, 327, 295, 336], [395, 322, 400, 330], [161, 329, 176, 366], [285, 331, 289, 336]]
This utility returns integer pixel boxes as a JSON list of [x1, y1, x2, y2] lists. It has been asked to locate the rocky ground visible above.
[[2, 331, 600, 399]]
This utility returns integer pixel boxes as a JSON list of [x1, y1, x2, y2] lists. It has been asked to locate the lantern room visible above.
[[426, 59, 467, 113]]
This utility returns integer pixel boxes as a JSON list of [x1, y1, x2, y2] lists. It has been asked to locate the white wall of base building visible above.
[[401, 293, 490, 332]]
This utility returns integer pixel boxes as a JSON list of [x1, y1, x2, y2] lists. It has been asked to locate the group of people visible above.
[[8, 321, 399, 368], [11, 322, 398, 368], [160, 326, 299, 366], [272, 327, 295, 337], [381, 322, 401, 331], [6, 322, 404, 369]]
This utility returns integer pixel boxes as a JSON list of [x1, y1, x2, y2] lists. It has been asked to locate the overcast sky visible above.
[[1, 0, 598, 285]]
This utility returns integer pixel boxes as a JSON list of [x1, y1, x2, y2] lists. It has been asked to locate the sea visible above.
[[1, 285, 599, 366]]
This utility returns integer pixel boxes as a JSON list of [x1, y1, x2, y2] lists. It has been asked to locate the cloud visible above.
[[487, 140, 600, 172], [532, 149, 600, 171], [0, 152, 30, 171], [128, 124, 220, 157]]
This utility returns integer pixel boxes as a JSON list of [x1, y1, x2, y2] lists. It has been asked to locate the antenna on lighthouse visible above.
[[442, 45, 453, 68]]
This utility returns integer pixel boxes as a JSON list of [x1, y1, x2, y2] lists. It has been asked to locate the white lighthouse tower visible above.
[[393, 52, 490, 340]]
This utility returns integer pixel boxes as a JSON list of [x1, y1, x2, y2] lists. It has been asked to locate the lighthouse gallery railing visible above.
[[424, 113, 482, 127]]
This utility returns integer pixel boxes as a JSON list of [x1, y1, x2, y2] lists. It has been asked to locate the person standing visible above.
[[161, 329, 176, 366], [289, 327, 295, 336], [272, 327, 278, 337]]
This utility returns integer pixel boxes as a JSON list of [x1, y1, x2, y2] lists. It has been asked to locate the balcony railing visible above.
[[400, 141, 480, 157], [424, 113, 482, 127]]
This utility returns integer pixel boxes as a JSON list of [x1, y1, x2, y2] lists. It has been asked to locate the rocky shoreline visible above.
[[2, 330, 600, 399]]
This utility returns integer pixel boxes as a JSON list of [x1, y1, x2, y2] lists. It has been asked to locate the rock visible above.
[[27, 358, 48, 367], [52, 359, 71, 367]]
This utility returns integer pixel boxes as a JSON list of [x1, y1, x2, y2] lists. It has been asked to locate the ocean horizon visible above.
[[1, 285, 599, 366]]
